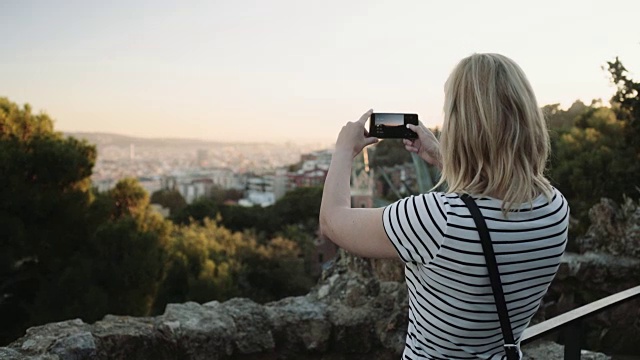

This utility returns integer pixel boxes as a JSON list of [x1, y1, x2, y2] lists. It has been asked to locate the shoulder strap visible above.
[[460, 194, 519, 360]]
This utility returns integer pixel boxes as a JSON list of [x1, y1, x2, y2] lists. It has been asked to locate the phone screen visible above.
[[374, 113, 404, 127]]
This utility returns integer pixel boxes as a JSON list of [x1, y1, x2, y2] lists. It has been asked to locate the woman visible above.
[[319, 53, 569, 359]]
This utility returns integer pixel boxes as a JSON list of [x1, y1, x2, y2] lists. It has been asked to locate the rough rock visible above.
[[49, 332, 96, 360], [0, 347, 23, 360], [92, 315, 176, 360], [218, 298, 274, 354], [577, 197, 640, 257]]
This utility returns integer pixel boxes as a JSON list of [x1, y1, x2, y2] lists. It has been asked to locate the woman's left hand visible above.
[[335, 109, 379, 158]]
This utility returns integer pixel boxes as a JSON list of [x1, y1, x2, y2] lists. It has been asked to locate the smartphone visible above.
[[369, 113, 418, 139]]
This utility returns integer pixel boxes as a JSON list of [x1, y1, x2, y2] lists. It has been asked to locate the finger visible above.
[[404, 145, 418, 153], [406, 123, 419, 131], [407, 124, 425, 138], [357, 109, 373, 125], [364, 137, 379, 146]]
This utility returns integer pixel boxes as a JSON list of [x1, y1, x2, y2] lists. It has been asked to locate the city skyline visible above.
[[2, 0, 639, 144]]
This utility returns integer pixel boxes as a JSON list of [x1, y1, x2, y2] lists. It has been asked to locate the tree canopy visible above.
[[546, 58, 640, 239]]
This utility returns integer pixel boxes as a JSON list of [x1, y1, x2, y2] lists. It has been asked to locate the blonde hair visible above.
[[435, 53, 553, 212]]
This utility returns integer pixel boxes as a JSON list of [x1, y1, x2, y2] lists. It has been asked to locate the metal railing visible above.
[[521, 285, 640, 360]]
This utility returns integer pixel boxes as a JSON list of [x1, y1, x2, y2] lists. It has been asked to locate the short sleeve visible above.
[[382, 192, 448, 264]]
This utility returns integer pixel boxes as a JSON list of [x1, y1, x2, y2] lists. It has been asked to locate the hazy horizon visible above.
[[64, 130, 330, 146], [2, 0, 639, 144]]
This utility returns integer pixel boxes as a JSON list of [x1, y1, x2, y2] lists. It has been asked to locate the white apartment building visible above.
[[237, 167, 290, 207]]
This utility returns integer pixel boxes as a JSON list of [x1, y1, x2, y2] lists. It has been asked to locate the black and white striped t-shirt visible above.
[[382, 188, 569, 360]]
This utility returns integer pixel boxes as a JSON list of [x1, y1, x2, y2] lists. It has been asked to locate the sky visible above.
[[2, 0, 639, 145]]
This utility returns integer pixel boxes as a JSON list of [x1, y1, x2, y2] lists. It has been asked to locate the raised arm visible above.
[[319, 110, 398, 259]]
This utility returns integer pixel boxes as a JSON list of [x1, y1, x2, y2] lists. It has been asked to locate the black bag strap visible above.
[[460, 194, 519, 360]]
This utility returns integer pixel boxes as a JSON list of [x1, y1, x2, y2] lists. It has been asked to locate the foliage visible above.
[[548, 106, 628, 234], [271, 186, 323, 233], [218, 204, 276, 236], [172, 197, 220, 226], [153, 219, 314, 312], [607, 57, 640, 135], [543, 100, 589, 131], [208, 186, 243, 203], [0, 98, 96, 343], [236, 235, 314, 303], [0, 98, 171, 345], [546, 59, 640, 238], [153, 219, 242, 310], [150, 189, 187, 215], [173, 186, 324, 240]]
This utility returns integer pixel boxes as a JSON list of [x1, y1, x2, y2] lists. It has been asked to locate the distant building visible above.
[[287, 150, 331, 190], [288, 167, 328, 188], [161, 168, 242, 204], [179, 180, 209, 204], [238, 191, 276, 207], [238, 172, 278, 207], [273, 167, 289, 200], [301, 150, 332, 165]]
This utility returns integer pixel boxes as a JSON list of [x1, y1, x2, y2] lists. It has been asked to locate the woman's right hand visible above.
[[403, 122, 442, 170]]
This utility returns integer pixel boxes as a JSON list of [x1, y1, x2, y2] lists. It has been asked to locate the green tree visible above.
[[237, 236, 314, 303], [606, 57, 640, 195], [272, 186, 323, 232], [549, 106, 627, 226], [153, 219, 313, 312], [0, 98, 172, 345], [150, 189, 187, 215], [0, 98, 96, 344], [547, 58, 639, 238], [607, 57, 640, 137], [208, 186, 243, 204], [171, 197, 219, 225], [25, 179, 171, 327], [544, 100, 588, 130], [153, 219, 242, 312], [219, 204, 276, 236]]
